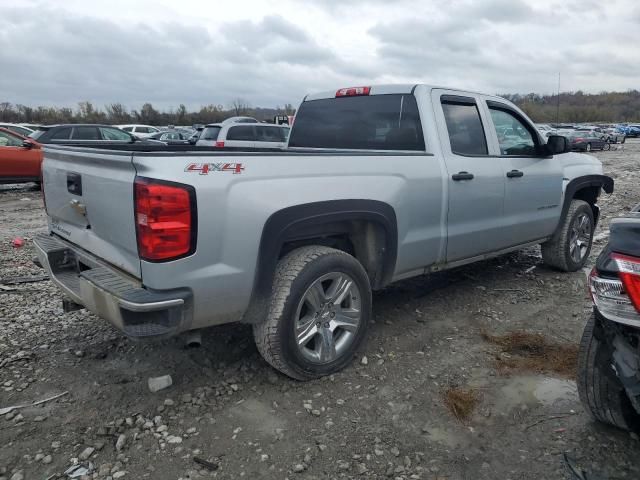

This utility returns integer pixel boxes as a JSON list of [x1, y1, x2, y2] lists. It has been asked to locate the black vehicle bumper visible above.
[[594, 308, 640, 413]]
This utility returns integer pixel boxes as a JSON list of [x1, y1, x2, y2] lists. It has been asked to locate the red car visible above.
[[0, 127, 42, 184]]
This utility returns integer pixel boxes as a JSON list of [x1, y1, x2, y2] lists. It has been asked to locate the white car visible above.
[[116, 124, 161, 139], [535, 123, 557, 138], [0, 123, 34, 137], [196, 123, 289, 149]]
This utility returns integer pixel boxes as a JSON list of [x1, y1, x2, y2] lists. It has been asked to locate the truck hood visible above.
[[559, 152, 603, 171]]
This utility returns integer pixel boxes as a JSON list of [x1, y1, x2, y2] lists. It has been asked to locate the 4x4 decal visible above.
[[185, 163, 245, 175]]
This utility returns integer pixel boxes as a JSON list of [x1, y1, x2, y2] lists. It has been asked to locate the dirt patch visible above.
[[482, 331, 578, 378], [443, 387, 480, 421]]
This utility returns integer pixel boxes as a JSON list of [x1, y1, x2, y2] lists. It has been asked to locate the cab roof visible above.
[[303, 84, 508, 103]]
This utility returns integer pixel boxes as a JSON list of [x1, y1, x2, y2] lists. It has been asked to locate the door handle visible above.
[[452, 171, 474, 181], [506, 170, 524, 178]]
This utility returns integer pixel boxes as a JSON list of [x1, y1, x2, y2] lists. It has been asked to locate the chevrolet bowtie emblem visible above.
[[69, 199, 87, 216]]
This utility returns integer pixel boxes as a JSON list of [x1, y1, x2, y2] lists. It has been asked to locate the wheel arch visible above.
[[242, 200, 398, 323], [552, 175, 614, 240]]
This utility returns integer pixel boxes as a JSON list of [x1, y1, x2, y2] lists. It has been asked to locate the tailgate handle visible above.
[[67, 173, 82, 196]]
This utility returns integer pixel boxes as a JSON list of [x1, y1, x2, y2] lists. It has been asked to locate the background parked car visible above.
[[220, 116, 259, 125], [566, 131, 606, 152], [0, 127, 42, 184], [0, 123, 35, 137], [115, 124, 161, 138], [148, 130, 192, 144], [196, 123, 289, 149], [29, 124, 145, 145], [602, 127, 625, 143], [535, 123, 557, 137], [616, 125, 640, 138]]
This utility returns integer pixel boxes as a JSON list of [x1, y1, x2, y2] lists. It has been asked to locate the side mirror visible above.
[[546, 135, 571, 155], [188, 137, 197, 145], [22, 140, 36, 149]]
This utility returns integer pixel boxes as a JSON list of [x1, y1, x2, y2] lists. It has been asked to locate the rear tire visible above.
[[577, 313, 640, 432], [541, 199, 594, 272], [586, 143, 592, 152], [253, 246, 372, 380]]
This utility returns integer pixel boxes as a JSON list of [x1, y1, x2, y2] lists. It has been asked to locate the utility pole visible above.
[[556, 72, 561, 124]]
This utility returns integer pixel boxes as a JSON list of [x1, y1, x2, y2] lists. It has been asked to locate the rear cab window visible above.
[[288, 94, 425, 151]]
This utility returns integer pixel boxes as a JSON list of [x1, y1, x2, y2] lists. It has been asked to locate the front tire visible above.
[[577, 313, 640, 432], [253, 246, 372, 380], [541, 199, 594, 272]]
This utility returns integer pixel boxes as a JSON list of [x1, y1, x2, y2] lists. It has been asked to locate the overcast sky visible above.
[[1, 0, 638, 110]]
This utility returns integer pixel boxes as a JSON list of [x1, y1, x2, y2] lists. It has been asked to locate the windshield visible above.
[[29, 130, 46, 140]]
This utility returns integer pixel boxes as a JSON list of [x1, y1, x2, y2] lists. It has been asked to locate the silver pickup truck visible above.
[[35, 84, 613, 380]]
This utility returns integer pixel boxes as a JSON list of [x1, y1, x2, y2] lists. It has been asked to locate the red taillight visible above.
[[613, 253, 640, 313], [134, 178, 196, 262], [215, 141, 225, 148], [335, 86, 371, 97]]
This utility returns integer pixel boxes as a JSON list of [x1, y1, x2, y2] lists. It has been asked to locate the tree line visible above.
[[502, 90, 640, 123], [0, 99, 296, 126], [1, 90, 639, 126]]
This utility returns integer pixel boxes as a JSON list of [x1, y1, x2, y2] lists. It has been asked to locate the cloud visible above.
[[0, 0, 638, 109]]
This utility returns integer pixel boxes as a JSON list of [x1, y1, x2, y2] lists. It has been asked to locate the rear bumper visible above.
[[34, 233, 191, 339]]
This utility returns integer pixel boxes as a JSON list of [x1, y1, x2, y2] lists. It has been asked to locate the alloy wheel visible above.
[[569, 213, 592, 264], [294, 272, 361, 364]]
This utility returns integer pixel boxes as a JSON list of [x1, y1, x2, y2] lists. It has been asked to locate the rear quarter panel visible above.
[[133, 151, 447, 328]]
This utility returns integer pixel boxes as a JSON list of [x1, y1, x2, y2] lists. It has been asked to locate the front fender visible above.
[[552, 174, 614, 239]]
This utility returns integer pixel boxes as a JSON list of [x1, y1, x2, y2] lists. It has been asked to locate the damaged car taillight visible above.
[[613, 253, 640, 313], [134, 177, 197, 262], [590, 254, 640, 325]]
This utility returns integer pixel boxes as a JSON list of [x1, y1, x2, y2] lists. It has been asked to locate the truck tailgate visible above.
[[42, 146, 141, 278]]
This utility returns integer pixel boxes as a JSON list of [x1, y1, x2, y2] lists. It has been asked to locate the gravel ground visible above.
[[1, 142, 639, 480]]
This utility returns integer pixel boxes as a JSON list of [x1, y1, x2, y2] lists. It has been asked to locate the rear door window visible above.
[[100, 127, 133, 141], [50, 127, 72, 140], [288, 94, 425, 151], [71, 127, 101, 140], [227, 126, 257, 141], [441, 100, 488, 156]]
